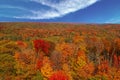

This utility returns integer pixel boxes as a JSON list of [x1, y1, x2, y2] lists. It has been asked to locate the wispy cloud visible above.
[[14, 10, 60, 19], [0, 5, 33, 12], [14, 0, 98, 19], [105, 17, 120, 24]]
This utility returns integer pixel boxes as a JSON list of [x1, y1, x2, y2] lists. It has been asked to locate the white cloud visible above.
[[14, 10, 60, 19], [105, 17, 120, 24], [0, 5, 32, 12], [14, 0, 98, 19]]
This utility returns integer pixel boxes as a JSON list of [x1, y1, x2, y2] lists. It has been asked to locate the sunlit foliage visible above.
[[0, 23, 120, 80]]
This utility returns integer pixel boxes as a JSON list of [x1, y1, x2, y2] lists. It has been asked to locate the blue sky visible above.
[[0, 0, 120, 23]]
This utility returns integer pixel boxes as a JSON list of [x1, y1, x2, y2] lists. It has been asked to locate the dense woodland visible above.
[[0, 23, 120, 80]]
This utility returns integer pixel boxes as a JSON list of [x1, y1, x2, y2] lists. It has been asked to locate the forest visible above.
[[0, 22, 120, 80]]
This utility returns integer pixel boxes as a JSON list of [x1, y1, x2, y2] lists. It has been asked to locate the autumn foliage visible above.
[[0, 23, 120, 80], [33, 39, 50, 54], [49, 71, 69, 80]]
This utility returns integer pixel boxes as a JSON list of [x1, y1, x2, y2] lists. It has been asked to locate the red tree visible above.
[[33, 39, 50, 55], [49, 71, 69, 80]]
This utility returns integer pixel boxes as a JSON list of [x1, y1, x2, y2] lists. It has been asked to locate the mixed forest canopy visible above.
[[0, 22, 120, 80]]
